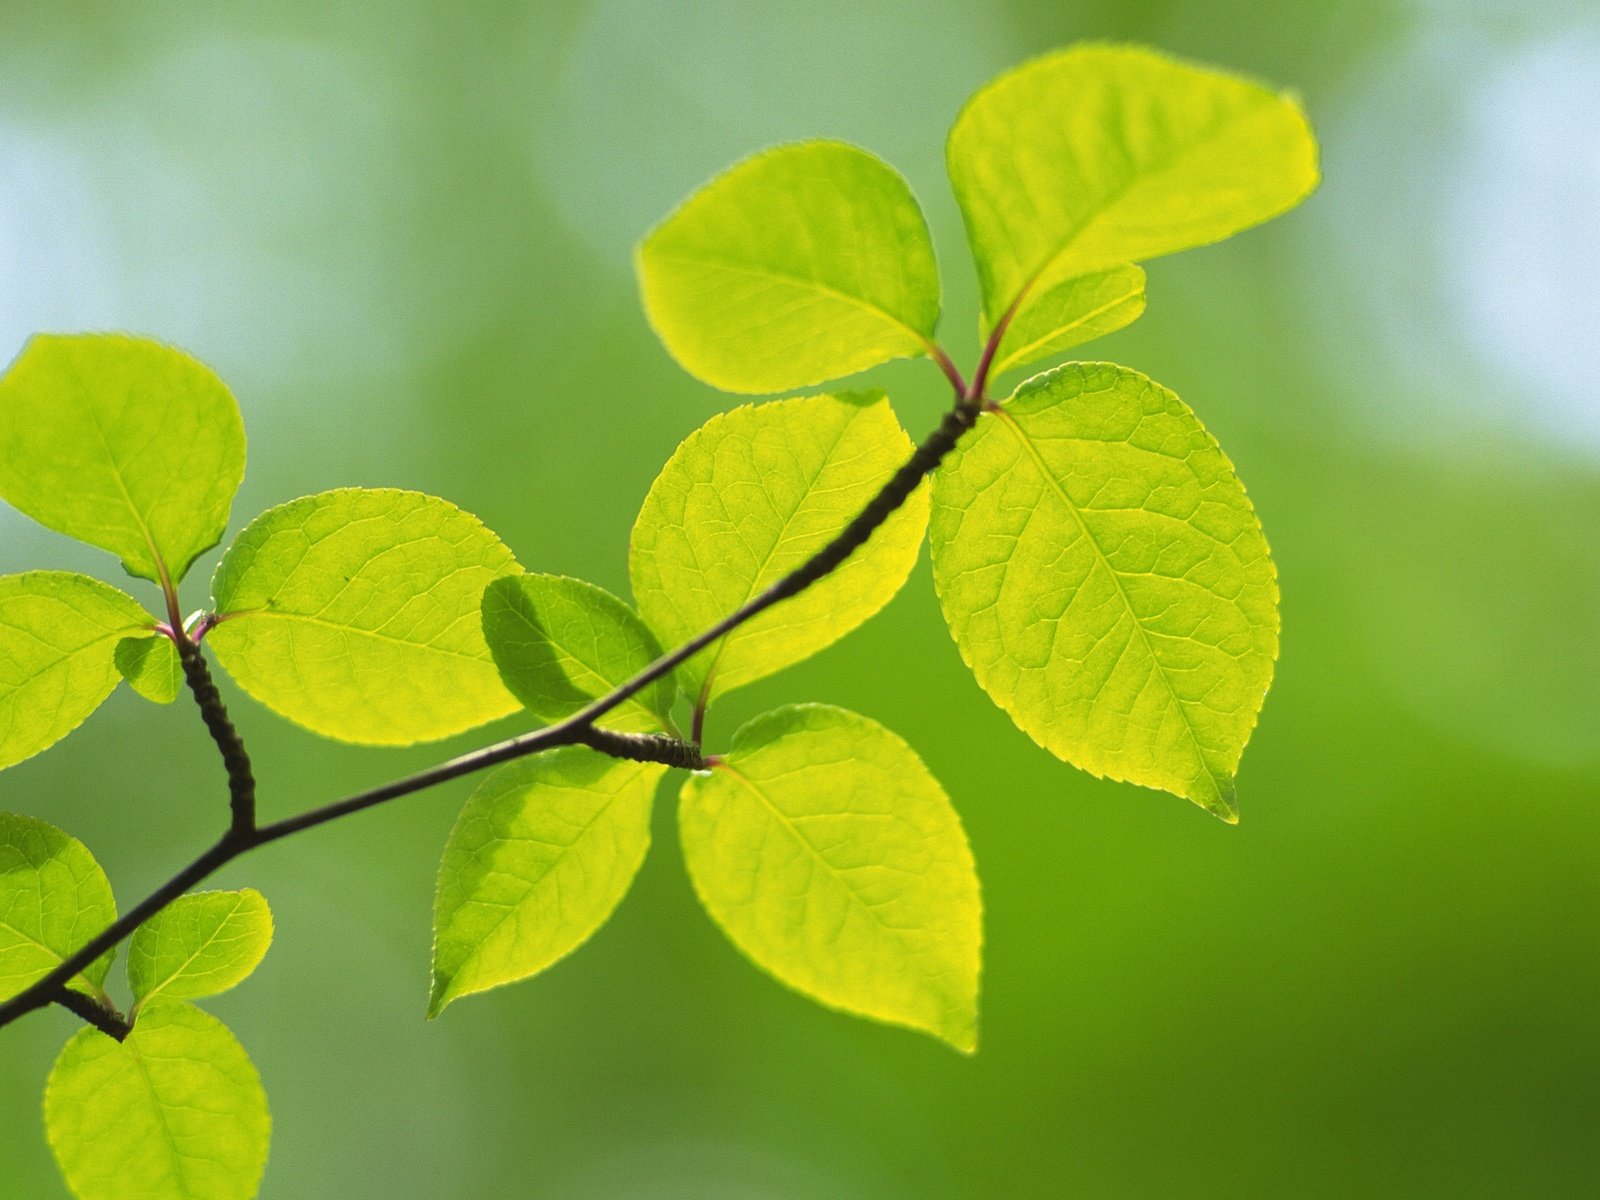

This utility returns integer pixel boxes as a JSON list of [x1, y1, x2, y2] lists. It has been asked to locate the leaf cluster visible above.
[[0, 44, 1316, 1200]]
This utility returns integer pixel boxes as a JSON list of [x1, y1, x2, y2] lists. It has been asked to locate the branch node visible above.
[[580, 727, 707, 771], [54, 989, 132, 1042], [178, 640, 257, 835]]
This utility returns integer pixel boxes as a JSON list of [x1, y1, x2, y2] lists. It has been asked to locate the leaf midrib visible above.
[[65, 353, 171, 583], [435, 765, 654, 1008], [994, 276, 1144, 374], [0, 623, 146, 694], [989, 95, 1276, 327], [223, 609, 491, 663], [654, 250, 934, 353], [125, 1032, 193, 1197], [693, 409, 862, 693], [989, 405, 1220, 800], [135, 894, 250, 1007], [715, 762, 926, 962]]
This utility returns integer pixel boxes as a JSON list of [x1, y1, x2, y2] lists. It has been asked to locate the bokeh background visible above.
[[2, 1, 1597, 1196]]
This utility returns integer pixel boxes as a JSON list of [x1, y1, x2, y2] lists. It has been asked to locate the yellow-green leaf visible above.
[[929, 363, 1278, 820], [127, 889, 273, 1009], [430, 749, 664, 1017], [482, 574, 677, 735], [208, 488, 521, 745], [637, 140, 941, 394], [947, 44, 1319, 331], [0, 334, 247, 585], [0, 572, 155, 770], [45, 1001, 270, 1200], [0, 813, 117, 1002], [115, 634, 183, 705], [679, 705, 981, 1052], [630, 392, 928, 707], [991, 265, 1147, 377]]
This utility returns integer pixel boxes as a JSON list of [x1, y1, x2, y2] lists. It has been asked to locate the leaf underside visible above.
[[482, 573, 676, 735]]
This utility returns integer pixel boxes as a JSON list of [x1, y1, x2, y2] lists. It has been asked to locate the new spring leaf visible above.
[[947, 44, 1318, 338], [46, 1001, 270, 1200], [482, 574, 677, 734], [0, 334, 246, 586], [637, 140, 941, 394], [431, 749, 663, 1016], [930, 363, 1278, 819], [679, 705, 981, 1051], [127, 889, 273, 1009], [0, 813, 118, 1002], [0, 572, 157, 770], [630, 392, 928, 707], [208, 488, 521, 744]]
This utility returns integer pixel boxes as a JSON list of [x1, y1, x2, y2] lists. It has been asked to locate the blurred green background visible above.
[[3, 1, 1597, 1196]]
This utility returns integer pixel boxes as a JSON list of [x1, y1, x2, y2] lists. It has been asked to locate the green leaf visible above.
[[0, 813, 117, 1002], [679, 704, 981, 1052], [947, 44, 1319, 331], [115, 634, 183, 705], [207, 488, 521, 745], [929, 363, 1278, 820], [991, 265, 1147, 377], [126, 889, 273, 1009], [430, 748, 664, 1017], [637, 140, 941, 394], [630, 392, 928, 706], [0, 572, 155, 771], [482, 574, 677, 735], [45, 1000, 270, 1200], [0, 333, 247, 586]]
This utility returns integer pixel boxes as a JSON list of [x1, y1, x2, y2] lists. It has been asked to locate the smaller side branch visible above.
[[579, 728, 705, 771], [177, 640, 256, 835], [53, 988, 132, 1042]]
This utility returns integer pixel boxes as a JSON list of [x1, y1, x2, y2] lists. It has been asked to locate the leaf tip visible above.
[[426, 982, 453, 1021], [1205, 775, 1241, 825], [943, 1018, 980, 1056]]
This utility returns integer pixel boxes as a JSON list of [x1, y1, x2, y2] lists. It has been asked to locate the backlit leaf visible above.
[[482, 574, 676, 735], [0, 572, 154, 770], [0, 813, 117, 1002], [630, 392, 928, 707], [991, 265, 1146, 377], [115, 634, 183, 705], [0, 334, 246, 585], [638, 140, 941, 394], [208, 488, 521, 745], [127, 889, 273, 1009], [679, 705, 980, 1051], [929, 363, 1278, 820], [45, 1001, 270, 1200], [430, 748, 664, 1017], [947, 44, 1318, 332]]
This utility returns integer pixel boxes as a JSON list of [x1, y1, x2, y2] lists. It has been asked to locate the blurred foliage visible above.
[[1, 0, 1596, 1196]]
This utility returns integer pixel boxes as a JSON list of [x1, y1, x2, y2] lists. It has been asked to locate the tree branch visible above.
[[0, 357, 991, 1037], [176, 638, 257, 835], [52, 988, 132, 1042]]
